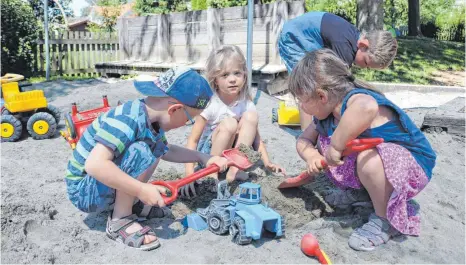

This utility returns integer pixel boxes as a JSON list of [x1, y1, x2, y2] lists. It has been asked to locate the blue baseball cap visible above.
[[133, 67, 213, 109]]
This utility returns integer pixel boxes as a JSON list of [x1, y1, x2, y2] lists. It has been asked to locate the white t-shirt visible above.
[[200, 94, 256, 137]]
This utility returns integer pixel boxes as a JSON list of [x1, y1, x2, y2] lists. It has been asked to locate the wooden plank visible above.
[[50, 31, 56, 73], [80, 31, 86, 73], [36, 39, 119, 45], [98, 32, 105, 62], [86, 32, 91, 70], [76, 31, 81, 72], [169, 10, 206, 24], [422, 97, 465, 136], [70, 31, 75, 72], [56, 68, 96, 75], [57, 31, 63, 75], [221, 3, 274, 20], [63, 31, 68, 72]]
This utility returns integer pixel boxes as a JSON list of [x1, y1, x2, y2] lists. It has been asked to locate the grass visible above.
[[353, 37, 465, 85], [27, 73, 101, 83]]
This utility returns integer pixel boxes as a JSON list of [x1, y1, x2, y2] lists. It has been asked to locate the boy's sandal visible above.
[[106, 214, 161, 251], [132, 200, 174, 219], [348, 213, 399, 251]]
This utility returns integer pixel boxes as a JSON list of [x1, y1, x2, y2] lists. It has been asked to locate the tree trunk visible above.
[[356, 0, 383, 32], [408, 0, 422, 36]]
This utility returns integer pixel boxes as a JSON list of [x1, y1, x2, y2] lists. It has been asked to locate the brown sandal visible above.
[[106, 214, 161, 251]]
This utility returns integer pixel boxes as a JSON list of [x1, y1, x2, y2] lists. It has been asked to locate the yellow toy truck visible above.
[[271, 101, 301, 126], [1, 73, 60, 142]]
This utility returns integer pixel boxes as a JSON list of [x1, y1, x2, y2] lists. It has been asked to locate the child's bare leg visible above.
[[210, 117, 238, 180], [348, 148, 397, 251], [112, 161, 159, 245], [356, 148, 394, 218], [227, 111, 258, 182]]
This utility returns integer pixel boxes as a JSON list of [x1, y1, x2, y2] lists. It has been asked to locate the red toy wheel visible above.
[[65, 112, 77, 139]]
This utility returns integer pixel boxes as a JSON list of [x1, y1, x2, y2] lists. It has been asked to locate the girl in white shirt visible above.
[[185, 45, 285, 189]]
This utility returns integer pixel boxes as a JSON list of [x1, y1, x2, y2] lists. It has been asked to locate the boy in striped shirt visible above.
[[65, 67, 228, 251]]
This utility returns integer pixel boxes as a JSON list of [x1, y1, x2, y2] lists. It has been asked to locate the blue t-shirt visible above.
[[314, 88, 437, 179], [278, 12, 359, 72], [65, 99, 169, 181]]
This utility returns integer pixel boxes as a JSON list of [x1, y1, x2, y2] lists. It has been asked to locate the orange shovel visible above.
[[151, 148, 253, 205], [277, 138, 384, 189]]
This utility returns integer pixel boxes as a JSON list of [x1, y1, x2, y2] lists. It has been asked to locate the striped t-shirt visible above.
[[65, 99, 169, 181]]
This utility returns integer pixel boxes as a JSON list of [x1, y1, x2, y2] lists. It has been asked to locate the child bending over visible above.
[[289, 49, 436, 251], [65, 67, 228, 251]]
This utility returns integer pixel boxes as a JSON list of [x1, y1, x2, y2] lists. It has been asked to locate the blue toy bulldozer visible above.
[[197, 181, 285, 245]]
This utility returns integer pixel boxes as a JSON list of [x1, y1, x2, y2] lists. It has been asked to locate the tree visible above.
[[356, 0, 383, 32], [1, 0, 40, 76], [134, 0, 187, 15], [27, 0, 73, 30], [408, 0, 422, 36], [87, 0, 127, 33], [306, 0, 356, 24]]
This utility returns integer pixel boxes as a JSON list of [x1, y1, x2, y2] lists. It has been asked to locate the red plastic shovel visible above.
[[277, 138, 384, 189], [150, 148, 253, 205]]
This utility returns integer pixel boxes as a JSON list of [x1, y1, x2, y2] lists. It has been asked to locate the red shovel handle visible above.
[[320, 138, 383, 168], [151, 163, 224, 205]]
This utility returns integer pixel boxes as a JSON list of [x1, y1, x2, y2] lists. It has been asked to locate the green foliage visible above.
[[384, 0, 407, 29], [305, 0, 356, 24], [134, 0, 187, 15], [1, 0, 40, 76], [86, 0, 127, 33], [208, 0, 246, 9], [27, 0, 74, 30], [192, 0, 207, 10], [434, 3, 465, 41], [353, 37, 465, 85], [306, 0, 355, 24]]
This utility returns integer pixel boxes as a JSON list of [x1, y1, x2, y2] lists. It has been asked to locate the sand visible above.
[[1, 78, 465, 264]]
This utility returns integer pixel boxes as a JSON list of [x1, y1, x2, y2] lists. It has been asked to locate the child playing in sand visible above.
[[182, 45, 285, 196], [278, 11, 398, 131], [65, 67, 229, 251], [289, 49, 436, 251]]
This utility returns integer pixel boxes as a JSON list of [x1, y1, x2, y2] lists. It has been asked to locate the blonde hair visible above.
[[289, 49, 382, 103], [362, 31, 398, 68], [205, 45, 252, 101]]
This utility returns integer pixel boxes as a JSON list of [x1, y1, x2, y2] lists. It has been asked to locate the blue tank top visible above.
[[314, 88, 436, 179]]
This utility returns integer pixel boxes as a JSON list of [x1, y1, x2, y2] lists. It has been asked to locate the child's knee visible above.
[[117, 141, 156, 177], [241, 111, 259, 125], [356, 148, 383, 176], [218, 117, 238, 135]]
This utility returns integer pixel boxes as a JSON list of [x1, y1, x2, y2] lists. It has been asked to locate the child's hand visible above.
[[306, 154, 326, 175], [137, 183, 168, 207], [206, 156, 229, 172], [265, 162, 286, 175], [325, 145, 345, 167]]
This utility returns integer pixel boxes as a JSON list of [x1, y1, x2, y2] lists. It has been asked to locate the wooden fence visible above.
[[35, 31, 120, 76]]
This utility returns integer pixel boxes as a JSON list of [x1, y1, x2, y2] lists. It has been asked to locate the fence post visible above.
[[271, 0, 288, 65], [117, 17, 128, 60], [207, 8, 221, 52], [157, 14, 170, 62]]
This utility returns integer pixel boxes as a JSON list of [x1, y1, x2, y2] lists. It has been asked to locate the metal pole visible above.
[[246, 0, 253, 90], [44, 0, 50, 80]]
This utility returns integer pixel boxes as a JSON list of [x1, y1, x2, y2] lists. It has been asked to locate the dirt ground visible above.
[[1, 79, 465, 264]]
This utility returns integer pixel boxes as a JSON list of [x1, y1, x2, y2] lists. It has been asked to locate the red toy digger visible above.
[[60, 95, 114, 149]]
